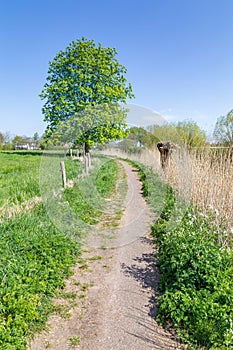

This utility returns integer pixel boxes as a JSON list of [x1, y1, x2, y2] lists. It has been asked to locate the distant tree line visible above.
[[117, 111, 233, 153], [0, 132, 42, 150], [1, 109, 232, 152]]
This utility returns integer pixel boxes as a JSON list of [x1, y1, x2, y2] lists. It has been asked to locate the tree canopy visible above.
[[40, 38, 134, 151], [175, 120, 207, 148], [213, 110, 233, 146], [147, 120, 206, 149]]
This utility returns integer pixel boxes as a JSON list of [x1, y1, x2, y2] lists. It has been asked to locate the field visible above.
[[0, 151, 80, 220], [0, 151, 41, 211], [0, 150, 122, 349]]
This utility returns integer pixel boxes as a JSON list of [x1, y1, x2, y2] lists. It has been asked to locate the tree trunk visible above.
[[84, 142, 90, 155], [84, 142, 91, 173]]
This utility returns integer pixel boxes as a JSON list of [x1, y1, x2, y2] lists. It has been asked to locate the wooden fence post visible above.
[[87, 152, 91, 168], [60, 161, 67, 188], [84, 156, 89, 174]]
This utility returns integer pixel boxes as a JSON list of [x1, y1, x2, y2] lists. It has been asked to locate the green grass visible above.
[[64, 158, 120, 225], [0, 203, 81, 349], [69, 335, 80, 346], [0, 150, 82, 213], [0, 151, 42, 208], [129, 160, 233, 350], [64, 183, 101, 225], [95, 159, 118, 197]]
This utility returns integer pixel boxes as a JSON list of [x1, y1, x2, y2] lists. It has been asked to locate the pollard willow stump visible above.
[[157, 141, 176, 169]]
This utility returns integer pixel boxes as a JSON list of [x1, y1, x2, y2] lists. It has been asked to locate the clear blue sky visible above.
[[1, 0, 233, 138]]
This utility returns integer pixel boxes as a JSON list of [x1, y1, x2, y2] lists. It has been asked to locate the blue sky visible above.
[[1, 0, 233, 138]]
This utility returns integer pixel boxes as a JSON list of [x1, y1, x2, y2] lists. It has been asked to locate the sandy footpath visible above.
[[29, 161, 181, 350]]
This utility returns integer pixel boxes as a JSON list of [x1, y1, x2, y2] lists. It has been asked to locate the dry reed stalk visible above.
[[165, 147, 233, 241], [190, 149, 233, 225]]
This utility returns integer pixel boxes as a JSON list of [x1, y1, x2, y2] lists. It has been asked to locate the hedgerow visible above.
[[129, 161, 233, 349]]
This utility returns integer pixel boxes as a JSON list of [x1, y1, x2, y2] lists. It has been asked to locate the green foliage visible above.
[[0, 204, 80, 349], [147, 123, 179, 145], [213, 109, 233, 146], [126, 160, 168, 214], [49, 103, 130, 150], [69, 336, 80, 346], [118, 138, 143, 154], [175, 120, 207, 148], [128, 127, 148, 146], [40, 37, 134, 149], [148, 120, 207, 148], [0, 132, 4, 150], [154, 205, 233, 349], [2, 142, 13, 150], [130, 160, 233, 349], [120, 126, 159, 151], [12, 135, 24, 148], [64, 184, 101, 225], [143, 131, 160, 148], [95, 159, 118, 197], [0, 132, 13, 150]]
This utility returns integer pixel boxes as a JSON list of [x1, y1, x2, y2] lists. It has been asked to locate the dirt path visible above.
[[29, 161, 181, 350]]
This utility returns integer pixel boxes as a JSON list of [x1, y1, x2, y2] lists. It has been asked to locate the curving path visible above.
[[29, 160, 181, 350]]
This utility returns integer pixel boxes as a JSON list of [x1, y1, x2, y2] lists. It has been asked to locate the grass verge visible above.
[[64, 158, 120, 225], [95, 159, 118, 198]]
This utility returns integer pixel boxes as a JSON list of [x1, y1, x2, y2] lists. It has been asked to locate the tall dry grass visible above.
[[163, 147, 233, 243], [190, 149, 232, 223]]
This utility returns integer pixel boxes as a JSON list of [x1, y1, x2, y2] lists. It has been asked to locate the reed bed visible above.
[[166, 148, 233, 227]]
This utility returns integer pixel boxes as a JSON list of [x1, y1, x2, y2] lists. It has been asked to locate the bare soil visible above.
[[28, 161, 181, 350]]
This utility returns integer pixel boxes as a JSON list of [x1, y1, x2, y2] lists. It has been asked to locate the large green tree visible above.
[[12, 135, 24, 148], [147, 120, 206, 149], [40, 37, 134, 154], [213, 110, 233, 146]]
